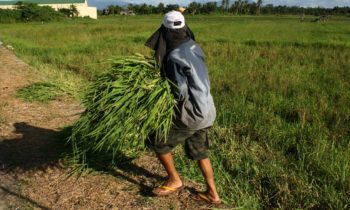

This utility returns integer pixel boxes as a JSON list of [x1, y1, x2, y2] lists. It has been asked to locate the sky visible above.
[[87, 0, 350, 8]]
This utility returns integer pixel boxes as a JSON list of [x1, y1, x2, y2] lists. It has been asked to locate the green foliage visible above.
[[16, 82, 62, 103], [18, 3, 63, 22], [0, 9, 21, 23], [69, 4, 79, 17], [99, 2, 350, 16], [58, 4, 79, 18], [58, 8, 71, 17], [58, 5, 79, 18], [106, 5, 122, 15], [0, 2, 63, 23], [69, 55, 175, 170], [1, 16, 350, 208]]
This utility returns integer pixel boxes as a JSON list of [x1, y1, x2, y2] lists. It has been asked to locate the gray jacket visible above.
[[164, 39, 216, 130]]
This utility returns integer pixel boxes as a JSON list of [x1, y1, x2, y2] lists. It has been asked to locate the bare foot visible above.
[[192, 191, 221, 204], [207, 190, 220, 202], [152, 179, 184, 196]]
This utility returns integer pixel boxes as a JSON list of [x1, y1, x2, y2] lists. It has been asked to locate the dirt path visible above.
[[0, 47, 217, 210]]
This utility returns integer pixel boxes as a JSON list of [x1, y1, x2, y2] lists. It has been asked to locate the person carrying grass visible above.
[[145, 10, 221, 205]]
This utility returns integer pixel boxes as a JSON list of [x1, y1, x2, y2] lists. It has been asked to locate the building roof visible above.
[[0, 0, 85, 5]]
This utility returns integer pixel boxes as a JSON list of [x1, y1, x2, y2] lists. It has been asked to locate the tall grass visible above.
[[1, 15, 349, 209]]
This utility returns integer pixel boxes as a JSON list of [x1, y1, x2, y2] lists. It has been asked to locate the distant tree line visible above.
[[101, 1, 350, 16], [0, 2, 80, 23]]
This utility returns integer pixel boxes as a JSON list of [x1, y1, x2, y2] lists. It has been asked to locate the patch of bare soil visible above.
[[0, 47, 226, 210]]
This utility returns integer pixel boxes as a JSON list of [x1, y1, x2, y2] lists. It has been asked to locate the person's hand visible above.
[[177, 7, 186, 13]]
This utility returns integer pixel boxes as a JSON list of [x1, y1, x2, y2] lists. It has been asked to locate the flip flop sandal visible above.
[[192, 193, 221, 205], [153, 184, 184, 197]]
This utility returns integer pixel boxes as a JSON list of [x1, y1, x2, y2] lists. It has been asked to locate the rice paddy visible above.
[[1, 15, 349, 209]]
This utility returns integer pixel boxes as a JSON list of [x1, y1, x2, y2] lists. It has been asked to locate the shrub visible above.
[[18, 3, 64, 22], [0, 2, 64, 23], [0, 9, 21, 23]]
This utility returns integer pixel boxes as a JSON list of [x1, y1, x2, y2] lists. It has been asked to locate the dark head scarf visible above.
[[145, 24, 195, 67]]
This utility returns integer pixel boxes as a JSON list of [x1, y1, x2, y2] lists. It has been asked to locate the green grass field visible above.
[[1, 15, 350, 209]]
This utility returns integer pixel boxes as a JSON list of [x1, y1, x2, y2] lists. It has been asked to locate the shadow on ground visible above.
[[0, 122, 163, 198], [0, 122, 62, 171]]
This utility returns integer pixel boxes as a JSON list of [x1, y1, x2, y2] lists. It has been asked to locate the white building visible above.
[[0, 0, 97, 19]]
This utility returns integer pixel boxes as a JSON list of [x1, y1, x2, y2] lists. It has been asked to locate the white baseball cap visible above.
[[163, 11, 185, 29]]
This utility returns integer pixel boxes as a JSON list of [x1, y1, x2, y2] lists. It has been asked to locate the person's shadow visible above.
[[0, 122, 164, 202], [0, 122, 62, 171]]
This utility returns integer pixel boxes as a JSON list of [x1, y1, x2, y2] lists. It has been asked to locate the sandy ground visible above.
[[0, 46, 225, 210]]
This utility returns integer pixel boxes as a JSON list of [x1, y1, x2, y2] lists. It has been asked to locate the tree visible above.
[[221, 0, 229, 12], [69, 5, 79, 17], [241, 0, 250, 14], [165, 4, 180, 13], [106, 5, 122, 15], [17, 3, 63, 21], [230, 0, 240, 14], [233, 0, 244, 14], [202, 2, 218, 14], [156, 3, 165, 14], [256, 0, 263, 15], [127, 3, 135, 11], [58, 8, 71, 17], [188, 2, 201, 14], [138, 4, 151, 14]]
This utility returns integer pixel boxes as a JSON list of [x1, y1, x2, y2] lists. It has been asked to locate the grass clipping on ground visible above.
[[69, 54, 175, 170]]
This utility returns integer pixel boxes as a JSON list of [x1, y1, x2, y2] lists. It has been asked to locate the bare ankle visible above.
[[206, 190, 220, 200], [165, 177, 183, 187]]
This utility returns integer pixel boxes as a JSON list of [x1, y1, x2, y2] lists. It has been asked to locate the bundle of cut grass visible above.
[[69, 54, 175, 170]]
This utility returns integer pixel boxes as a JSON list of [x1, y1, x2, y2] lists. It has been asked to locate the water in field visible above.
[[1, 15, 349, 209]]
